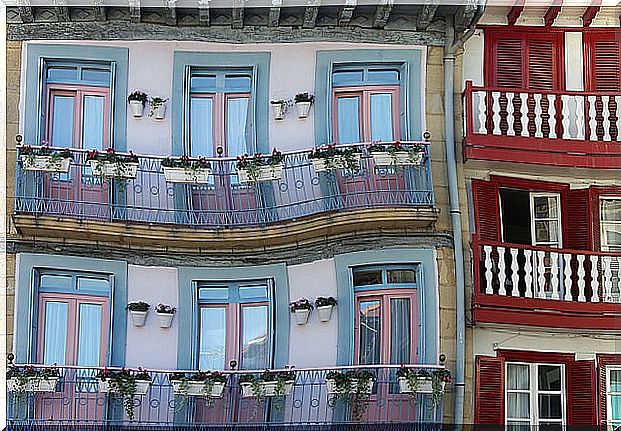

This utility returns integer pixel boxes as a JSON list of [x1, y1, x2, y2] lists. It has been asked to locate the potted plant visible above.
[[170, 371, 227, 400], [87, 148, 139, 179], [155, 303, 176, 329], [97, 368, 151, 420], [7, 365, 60, 393], [236, 148, 285, 183], [149, 97, 168, 120], [128, 91, 149, 118], [161, 156, 212, 183], [308, 145, 362, 173], [127, 301, 150, 327], [396, 367, 450, 405], [18, 142, 73, 173], [239, 370, 295, 415], [290, 298, 313, 325], [294, 92, 314, 119], [325, 369, 375, 420], [315, 296, 337, 322], [368, 141, 425, 167], [270, 99, 288, 120]]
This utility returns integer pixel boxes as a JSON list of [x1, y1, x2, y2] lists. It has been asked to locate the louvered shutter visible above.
[[593, 41, 621, 92], [495, 38, 524, 88], [475, 356, 504, 424], [472, 180, 501, 242], [528, 39, 555, 90], [563, 188, 592, 251], [592, 190, 602, 251], [569, 360, 597, 425], [599, 356, 621, 426]]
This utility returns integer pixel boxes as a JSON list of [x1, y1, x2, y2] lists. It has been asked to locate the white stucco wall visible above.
[[461, 29, 484, 90]]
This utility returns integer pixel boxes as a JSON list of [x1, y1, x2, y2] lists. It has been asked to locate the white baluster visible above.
[[534, 93, 544, 138], [498, 247, 507, 296], [575, 95, 585, 140], [477, 91, 487, 134], [616, 96, 621, 139], [524, 249, 533, 298], [550, 252, 560, 300], [602, 95, 611, 141], [492, 92, 502, 135], [577, 254, 586, 302], [614, 256, 621, 302], [603, 256, 613, 302], [561, 95, 571, 139], [511, 248, 520, 297], [537, 251, 547, 299], [590, 255, 600, 303], [484, 245, 494, 294], [520, 93, 529, 137], [564, 253, 573, 301], [506, 93, 515, 136], [548, 94, 557, 139], [588, 95, 598, 141]]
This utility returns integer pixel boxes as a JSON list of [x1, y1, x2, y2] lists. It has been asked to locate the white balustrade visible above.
[[602, 95, 611, 141], [506, 92, 515, 136], [498, 246, 506, 296], [484, 245, 493, 295], [492, 92, 501, 135], [511, 248, 520, 297], [563, 253, 573, 302]]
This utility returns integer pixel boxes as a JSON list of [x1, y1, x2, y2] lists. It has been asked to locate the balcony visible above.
[[7, 364, 446, 429], [473, 240, 621, 329], [463, 81, 621, 169]]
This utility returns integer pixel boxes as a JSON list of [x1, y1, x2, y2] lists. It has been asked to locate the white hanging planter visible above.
[[129, 101, 145, 118], [7, 377, 59, 392], [237, 164, 283, 183], [240, 380, 294, 397], [163, 167, 212, 184], [325, 378, 375, 394], [316, 305, 334, 322], [89, 160, 139, 179], [129, 310, 148, 327], [397, 377, 444, 394], [152, 104, 167, 120], [295, 101, 312, 119], [371, 151, 424, 167], [156, 312, 175, 329], [293, 308, 311, 325], [171, 380, 226, 397], [20, 155, 72, 173], [99, 379, 151, 395], [271, 102, 287, 120], [311, 154, 361, 172]]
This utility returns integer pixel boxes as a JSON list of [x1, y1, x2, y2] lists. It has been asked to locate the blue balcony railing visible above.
[[7, 364, 447, 429], [14, 142, 434, 228]]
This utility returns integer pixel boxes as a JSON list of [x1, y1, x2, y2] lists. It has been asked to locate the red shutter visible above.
[[592, 190, 602, 251], [528, 39, 555, 90], [563, 188, 592, 251], [598, 355, 621, 425], [495, 38, 524, 88], [472, 180, 501, 242], [593, 41, 621, 92], [569, 360, 597, 425], [475, 355, 504, 424]]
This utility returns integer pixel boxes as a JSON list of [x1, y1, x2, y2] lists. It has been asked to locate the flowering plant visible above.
[[87, 148, 139, 164], [236, 148, 284, 182], [97, 367, 151, 420], [18, 141, 73, 160], [128, 90, 149, 105], [155, 303, 176, 314], [289, 298, 313, 312], [161, 155, 210, 170], [308, 144, 361, 173], [367, 141, 425, 167], [294, 92, 314, 103], [127, 301, 150, 312], [396, 367, 450, 405], [315, 296, 337, 307]]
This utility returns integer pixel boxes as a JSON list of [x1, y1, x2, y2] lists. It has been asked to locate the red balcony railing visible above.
[[472, 240, 621, 329], [463, 81, 621, 168]]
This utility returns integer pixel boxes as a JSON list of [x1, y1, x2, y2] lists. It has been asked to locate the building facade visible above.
[[5, 2, 481, 428]]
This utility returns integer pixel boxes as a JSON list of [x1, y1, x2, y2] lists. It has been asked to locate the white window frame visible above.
[[505, 362, 566, 427], [601, 197, 621, 252], [607, 366, 621, 429], [530, 193, 562, 248]]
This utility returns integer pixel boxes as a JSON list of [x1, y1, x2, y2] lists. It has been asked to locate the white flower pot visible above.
[[325, 378, 375, 394], [130, 310, 148, 327], [311, 154, 361, 172], [7, 377, 59, 392], [163, 166, 212, 183], [237, 164, 283, 183], [20, 155, 71, 173], [240, 380, 294, 397], [371, 151, 424, 167], [294, 308, 311, 325], [317, 305, 333, 322], [156, 312, 174, 328], [89, 160, 139, 179], [271, 103, 287, 120], [129, 100, 145, 118], [295, 101, 312, 118], [99, 379, 151, 395], [397, 376, 443, 394], [152, 104, 166, 120], [171, 380, 225, 397]]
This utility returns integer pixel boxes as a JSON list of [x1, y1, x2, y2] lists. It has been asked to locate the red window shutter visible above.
[[475, 355, 504, 424], [472, 180, 501, 242], [528, 39, 555, 90], [592, 190, 602, 251], [494, 38, 524, 88], [593, 41, 620, 92], [569, 360, 597, 425], [598, 355, 621, 425], [563, 189, 592, 251]]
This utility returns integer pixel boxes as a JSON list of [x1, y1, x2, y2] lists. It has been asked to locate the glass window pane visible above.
[[507, 364, 530, 390], [83, 95, 105, 151], [604, 226, 621, 250], [190, 75, 217, 92], [507, 393, 531, 419], [534, 196, 559, 219], [77, 303, 102, 366], [390, 298, 410, 364], [506, 422, 531, 431], [239, 284, 268, 301], [535, 221, 559, 244], [538, 394, 562, 419], [43, 301, 68, 365], [227, 97, 250, 157], [241, 305, 269, 370], [367, 69, 400, 85], [337, 96, 360, 144], [47, 66, 78, 82], [358, 300, 381, 365], [538, 365, 561, 391], [190, 97, 214, 157], [353, 269, 382, 287], [225, 75, 252, 92], [370, 93, 394, 142], [199, 307, 226, 370], [601, 200, 621, 222], [387, 269, 416, 284], [611, 370, 621, 392], [77, 277, 109, 293], [332, 70, 363, 86], [198, 287, 229, 301], [81, 69, 111, 85], [51, 95, 75, 148], [611, 394, 621, 420], [40, 275, 73, 291]]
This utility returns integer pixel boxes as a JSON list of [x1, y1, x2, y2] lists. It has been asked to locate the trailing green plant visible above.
[[396, 367, 451, 406], [238, 370, 295, 417], [87, 148, 139, 191], [97, 367, 151, 420], [127, 301, 150, 312], [148, 97, 169, 117], [308, 144, 362, 173], [128, 91, 149, 105], [161, 156, 211, 181], [315, 296, 337, 307], [289, 298, 313, 313], [325, 369, 375, 420], [18, 142, 73, 171], [7, 365, 60, 397], [367, 141, 425, 167], [235, 148, 284, 182], [170, 371, 226, 405]]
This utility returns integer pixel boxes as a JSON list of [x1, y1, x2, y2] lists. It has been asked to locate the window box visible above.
[[293, 308, 311, 325], [98, 379, 151, 395], [20, 155, 72, 173], [317, 305, 334, 322], [171, 380, 226, 397], [295, 101, 312, 119], [7, 377, 59, 392], [325, 377, 374, 394], [237, 164, 283, 183], [397, 376, 444, 394], [163, 167, 212, 184], [372, 151, 424, 167], [89, 160, 139, 179], [311, 154, 361, 172], [240, 380, 294, 397]]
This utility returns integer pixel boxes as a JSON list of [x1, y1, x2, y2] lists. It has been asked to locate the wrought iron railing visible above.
[[14, 142, 434, 228]]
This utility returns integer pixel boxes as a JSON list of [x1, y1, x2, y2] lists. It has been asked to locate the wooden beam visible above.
[[231, 0, 244, 29], [302, 0, 320, 29], [507, 5, 524, 26], [128, 0, 141, 23], [543, 5, 561, 27], [198, 0, 210, 26], [338, 0, 356, 26], [416, 0, 438, 30], [582, 5, 600, 27], [371, 0, 393, 29]]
